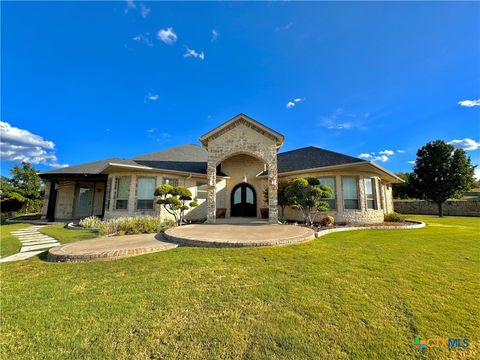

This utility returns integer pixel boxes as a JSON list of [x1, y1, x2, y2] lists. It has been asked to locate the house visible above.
[[39, 114, 402, 224]]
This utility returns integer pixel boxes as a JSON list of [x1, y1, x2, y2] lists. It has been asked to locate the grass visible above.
[[39, 225, 98, 244], [1, 215, 479, 359], [0, 223, 29, 258]]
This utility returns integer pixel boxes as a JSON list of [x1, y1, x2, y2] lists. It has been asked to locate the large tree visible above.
[[286, 177, 332, 226], [410, 140, 475, 217], [0, 162, 43, 214]]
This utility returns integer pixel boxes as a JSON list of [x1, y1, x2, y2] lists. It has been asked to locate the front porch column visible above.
[[206, 162, 216, 223], [267, 162, 278, 224]]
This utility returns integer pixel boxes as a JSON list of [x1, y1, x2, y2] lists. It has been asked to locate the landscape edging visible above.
[[314, 220, 426, 238]]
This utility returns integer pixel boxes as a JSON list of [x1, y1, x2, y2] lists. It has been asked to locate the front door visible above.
[[231, 183, 256, 217], [75, 185, 94, 218]]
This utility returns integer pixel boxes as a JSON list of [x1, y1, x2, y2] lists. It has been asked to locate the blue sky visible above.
[[2, 1, 479, 177]]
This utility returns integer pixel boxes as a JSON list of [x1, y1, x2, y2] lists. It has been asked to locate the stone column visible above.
[[358, 176, 366, 211], [335, 175, 343, 213], [206, 161, 217, 223], [267, 161, 278, 224], [128, 175, 136, 214]]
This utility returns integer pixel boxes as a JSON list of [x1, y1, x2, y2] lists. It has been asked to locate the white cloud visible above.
[[144, 93, 159, 102], [408, 160, 415, 165], [286, 98, 303, 109], [184, 48, 205, 60], [359, 149, 396, 162], [132, 33, 153, 47], [0, 121, 67, 168], [140, 3, 150, 18], [359, 153, 373, 159], [276, 22, 295, 31], [397, 150, 405, 153], [158, 27, 177, 45], [458, 98, 480, 107], [474, 167, 480, 180], [320, 108, 363, 130], [447, 138, 480, 151], [146, 128, 156, 133], [124, 1, 150, 17], [211, 29, 219, 42]]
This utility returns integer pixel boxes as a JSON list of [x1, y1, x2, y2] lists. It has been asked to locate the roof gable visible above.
[[199, 113, 285, 147]]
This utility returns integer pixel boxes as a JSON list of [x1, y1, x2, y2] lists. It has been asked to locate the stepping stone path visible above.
[[0, 225, 61, 263]]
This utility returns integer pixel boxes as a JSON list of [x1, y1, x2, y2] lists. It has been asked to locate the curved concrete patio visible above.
[[48, 234, 178, 262], [164, 224, 315, 248]]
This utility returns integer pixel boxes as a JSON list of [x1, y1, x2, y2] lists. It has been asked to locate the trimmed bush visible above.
[[80, 216, 175, 236], [320, 215, 335, 227], [384, 212, 405, 222], [79, 216, 102, 229]]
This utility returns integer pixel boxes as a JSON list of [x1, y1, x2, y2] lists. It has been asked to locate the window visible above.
[[342, 177, 359, 209], [365, 178, 376, 209], [163, 178, 178, 187], [319, 177, 336, 209], [196, 181, 207, 199], [137, 177, 156, 210], [115, 177, 130, 210]]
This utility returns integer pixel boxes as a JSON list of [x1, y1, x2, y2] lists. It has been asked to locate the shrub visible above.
[[79, 216, 102, 229], [320, 215, 335, 227], [90, 216, 175, 236], [384, 212, 405, 222]]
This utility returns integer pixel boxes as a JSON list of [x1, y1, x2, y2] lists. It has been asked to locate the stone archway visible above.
[[199, 114, 284, 224]]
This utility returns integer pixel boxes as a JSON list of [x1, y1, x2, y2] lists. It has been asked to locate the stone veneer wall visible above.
[[204, 120, 280, 224], [394, 200, 480, 217], [281, 170, 389, 224], [103, 171, 208, 221]]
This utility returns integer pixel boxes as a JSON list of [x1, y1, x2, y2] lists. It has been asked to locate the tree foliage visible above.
[[410, 140, 475, 216], [286, 177, 332, 226], [392, 172, 415, 199], [154, 184, 198, 225], [0, 162, 43, 214]]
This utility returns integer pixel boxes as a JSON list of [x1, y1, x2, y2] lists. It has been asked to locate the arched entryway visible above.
[[231, 183, 257, 217]]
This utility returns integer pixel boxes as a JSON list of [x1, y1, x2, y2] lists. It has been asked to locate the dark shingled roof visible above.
[[40, 144, 365, 177], [277, 146, 366, 173]]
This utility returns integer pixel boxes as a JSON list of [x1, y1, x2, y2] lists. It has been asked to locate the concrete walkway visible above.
[[0, 225, 61, 263], [164, 224, 315, 247], [48, 233, 178, 262]]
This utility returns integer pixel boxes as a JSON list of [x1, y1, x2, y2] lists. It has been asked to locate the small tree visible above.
[[410, 140, 475, 217], [286, 177, 332, 226], [154, 184, 198, 225]]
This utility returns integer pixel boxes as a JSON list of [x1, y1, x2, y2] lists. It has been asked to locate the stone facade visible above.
[[201, 118, 282, 224]]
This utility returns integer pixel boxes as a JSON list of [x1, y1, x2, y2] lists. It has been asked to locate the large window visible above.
[[319, 177, 336, 210], [196, 181, 207, 199], [163, 178, 178, 187], [137, 177, 156, 210], [342, 177, 359, 209], [365, 178, 376, 209], [115, 177, 130, 210]]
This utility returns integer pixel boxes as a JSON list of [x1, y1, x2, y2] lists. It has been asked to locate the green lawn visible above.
[[0, 223, 29, 257], [1, 215, 479, 359], [39, 225, 99, 244]]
